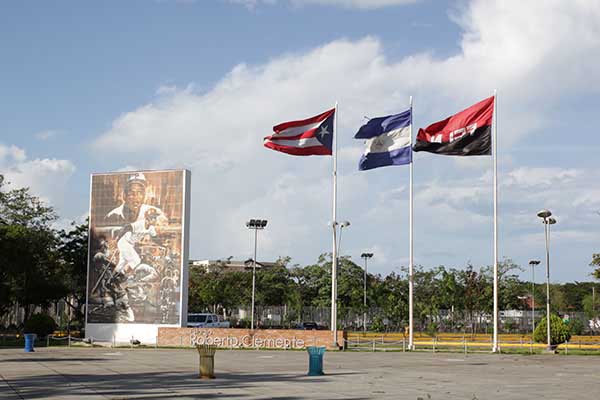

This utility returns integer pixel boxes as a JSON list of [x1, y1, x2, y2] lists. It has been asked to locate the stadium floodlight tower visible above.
[[360, 253, 374, 333], [537, 209, 556, 351], [246, 218, 268, 331]]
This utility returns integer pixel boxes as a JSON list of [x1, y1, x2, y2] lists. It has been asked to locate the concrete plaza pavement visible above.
[[1, 347, 598, 399]]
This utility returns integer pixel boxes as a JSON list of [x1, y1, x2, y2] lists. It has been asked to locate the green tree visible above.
[[582, 294, 598, 320], [256, 264, 298, 307], [0, 176, 64, 321], [56, 221, 89, 328], [497, 258, 526, 310], [336, 256, 366, 320], [458, 265, 492, 334], [374, 272, 408, 329], [548, 284, 567, 312], [292, 254, 331, 307], [188, 267, 227, 312], [590, 254, 600, 280], [413, 266, 444, 330], [561, 282, 596, 311]]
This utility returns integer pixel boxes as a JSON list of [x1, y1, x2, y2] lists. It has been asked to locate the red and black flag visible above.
[[413, 96, 494, 156]]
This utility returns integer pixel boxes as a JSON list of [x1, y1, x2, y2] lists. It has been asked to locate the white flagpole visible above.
[[331, 102, 339, 348], [492, 90, 499, 353], [409, 96, 415, 350]]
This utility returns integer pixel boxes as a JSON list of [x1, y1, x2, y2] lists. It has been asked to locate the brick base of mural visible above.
[[158, 327, 346, 350]]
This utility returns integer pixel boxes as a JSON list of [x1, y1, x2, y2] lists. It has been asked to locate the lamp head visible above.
[[537, 209, 552, 219], [547, 217, 557, 225], [340, 221, 351, 228]]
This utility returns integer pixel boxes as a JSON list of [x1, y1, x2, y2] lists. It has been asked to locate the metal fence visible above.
[[224, 306, 600, 335], [4, 301, 599, 336], [344, 332, 600, 353]]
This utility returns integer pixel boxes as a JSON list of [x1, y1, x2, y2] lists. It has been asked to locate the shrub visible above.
[[236, 318, 251, 329], [425, 322, 439, 337], [504, 319, 517, 333], [568, 318, 585, 336], [371, 316, 385, 332], [533, 314, 571, 345], [23, 314, 57, 337]]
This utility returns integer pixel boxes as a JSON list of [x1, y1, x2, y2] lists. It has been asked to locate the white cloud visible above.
[[227, 0, 416, 10], [0, 145, 26, 163], [93, 0, 600, 280], [291, 0, 418, 9], [35, 130, 59, 141], [504, 167, 581, 188], [0, 144, 76, 210]]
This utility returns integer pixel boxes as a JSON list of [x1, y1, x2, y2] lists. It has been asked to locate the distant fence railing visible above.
[[344, 332, 600, 353]]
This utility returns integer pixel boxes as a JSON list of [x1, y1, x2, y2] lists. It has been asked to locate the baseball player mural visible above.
[[86, 170, 189, 325]]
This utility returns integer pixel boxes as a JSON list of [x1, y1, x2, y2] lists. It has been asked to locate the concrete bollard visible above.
[[197, 345, 217, 379]]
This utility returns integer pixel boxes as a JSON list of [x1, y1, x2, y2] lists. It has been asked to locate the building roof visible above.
[[189, 259, 278, 272]]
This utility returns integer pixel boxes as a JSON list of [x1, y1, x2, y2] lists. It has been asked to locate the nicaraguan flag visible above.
[[354, 109, 412, 171]]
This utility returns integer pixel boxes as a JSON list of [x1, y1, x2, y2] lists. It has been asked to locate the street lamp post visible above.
[[528, 260, 541, 335], [537, 210, 556, 351], [360, 252, 373, 333], [246, 218, 268, 331], [331, 220, 349, 346]]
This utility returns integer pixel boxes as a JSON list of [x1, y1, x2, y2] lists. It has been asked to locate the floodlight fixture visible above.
[[246, 218, 268, 229]]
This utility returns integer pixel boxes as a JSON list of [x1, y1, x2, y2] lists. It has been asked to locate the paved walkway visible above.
[[1, 347, 599, 399]]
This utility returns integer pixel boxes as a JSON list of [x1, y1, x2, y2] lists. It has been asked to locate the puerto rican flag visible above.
[[264, 108, 335, 156]]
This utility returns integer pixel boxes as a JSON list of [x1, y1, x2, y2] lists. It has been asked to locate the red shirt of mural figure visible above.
[[413, 96, 494, 156]]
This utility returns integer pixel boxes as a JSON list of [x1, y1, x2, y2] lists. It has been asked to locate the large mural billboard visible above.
[[86, 170, 189, 327]]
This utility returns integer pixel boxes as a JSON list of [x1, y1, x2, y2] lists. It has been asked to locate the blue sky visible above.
[[1, 0, 599, 283]]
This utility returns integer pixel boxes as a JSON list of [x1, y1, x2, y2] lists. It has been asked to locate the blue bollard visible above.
[[24, 334, 36, 352], [306, 346, 326, 376]]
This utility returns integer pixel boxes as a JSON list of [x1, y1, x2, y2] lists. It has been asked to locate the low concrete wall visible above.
[[158, 327, 346, 350]]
